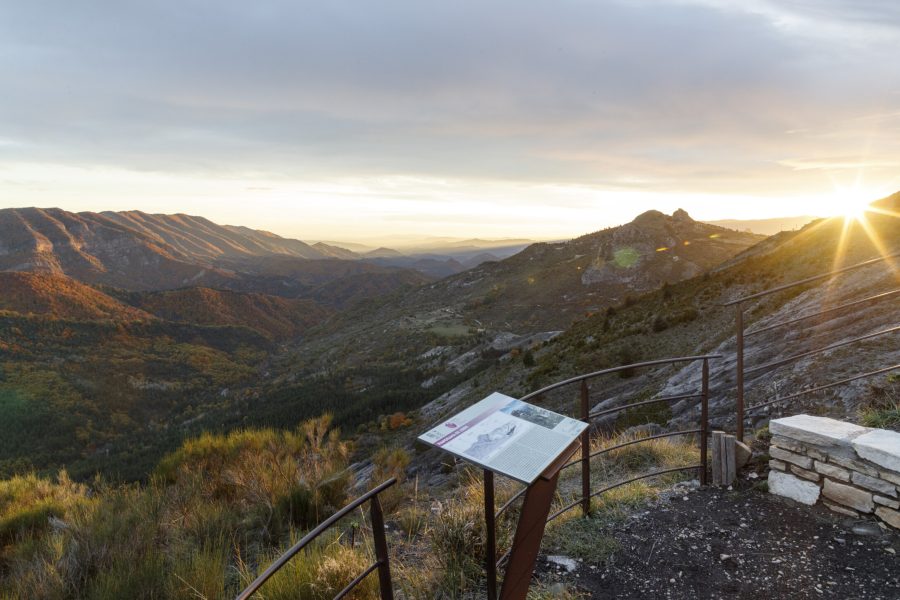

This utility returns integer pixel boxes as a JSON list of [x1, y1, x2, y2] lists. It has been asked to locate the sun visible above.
[[825, 191, 871, 222], [841, 200, 870, 221]]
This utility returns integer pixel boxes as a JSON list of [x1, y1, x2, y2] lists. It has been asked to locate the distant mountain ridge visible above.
[[101, 211, 325, 260], [405, 208, 767, 330], [705, 215, 819, 236], [0, 207, 516, 287], [0, 208, 432, 306]]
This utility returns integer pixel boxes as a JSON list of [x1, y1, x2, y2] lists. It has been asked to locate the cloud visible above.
[[0, 0, 898, 207]]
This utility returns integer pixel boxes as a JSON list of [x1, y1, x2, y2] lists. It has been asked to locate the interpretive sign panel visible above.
[[418, 392, 588, 484]]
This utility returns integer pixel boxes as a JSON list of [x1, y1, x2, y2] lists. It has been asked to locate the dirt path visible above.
[[539, 485, 900, 599]]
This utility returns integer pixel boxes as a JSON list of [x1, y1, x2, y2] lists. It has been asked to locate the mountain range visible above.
[[0, 196, 896, 482]]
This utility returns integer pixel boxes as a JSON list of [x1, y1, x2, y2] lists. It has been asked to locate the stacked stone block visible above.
[[767, 414, 900, 530]]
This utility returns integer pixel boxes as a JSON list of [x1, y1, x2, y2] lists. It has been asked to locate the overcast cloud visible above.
[[1, 0, 898, 238]]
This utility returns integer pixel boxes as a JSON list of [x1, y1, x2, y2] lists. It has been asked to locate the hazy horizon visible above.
[[0, 202, 829, 246]]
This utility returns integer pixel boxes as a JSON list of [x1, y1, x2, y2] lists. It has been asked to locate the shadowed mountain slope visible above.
[[130, 287, 332, 340], [0, 272, 154, 321], [0, 208, 431, 305]]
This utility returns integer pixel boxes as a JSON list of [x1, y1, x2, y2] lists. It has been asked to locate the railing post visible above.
[[369, 495, 394, 600], [580, 380, 591, 517], [735, 303, 745, 442], [484, 469, 497, 600], [700, 359, 709, 486]]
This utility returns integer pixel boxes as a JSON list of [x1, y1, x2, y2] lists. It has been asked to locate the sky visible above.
[[1, 0, 899, 242]]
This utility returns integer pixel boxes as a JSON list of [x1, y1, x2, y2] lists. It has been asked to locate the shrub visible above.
[[651, 314, 669, 333], [155, 415, 351, 533], [0, 471, 87, 545], [522, 350, 535, 367]]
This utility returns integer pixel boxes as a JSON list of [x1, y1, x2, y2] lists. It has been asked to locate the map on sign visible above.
[[418, 392, 588, 484]]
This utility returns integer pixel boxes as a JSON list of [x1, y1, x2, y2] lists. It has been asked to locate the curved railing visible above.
[[724, 252, 900, 440], [235, 478, 397, 600], [483, 355, 718, 598]]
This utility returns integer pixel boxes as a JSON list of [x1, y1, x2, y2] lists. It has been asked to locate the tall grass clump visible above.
[[859, 374, 900, 430], [237, 532, 378, 600], [156, 414, 352, 537], [427, 471, 518, 597]]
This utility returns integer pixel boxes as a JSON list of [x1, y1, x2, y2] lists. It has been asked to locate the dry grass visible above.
[[237, 532, 379, 600], [0, 415, 358, 599]]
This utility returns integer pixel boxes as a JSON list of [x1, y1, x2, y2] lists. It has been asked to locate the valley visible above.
[[0, 194, 897, 599]]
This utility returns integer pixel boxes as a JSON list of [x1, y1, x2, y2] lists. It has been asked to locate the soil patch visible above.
[[540, 485, 900, 599]]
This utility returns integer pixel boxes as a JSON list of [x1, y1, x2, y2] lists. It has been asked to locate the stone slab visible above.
[[769, 459, 786, 471], [769, 446, 813, 470], [830, 454, 879, 478], [851, 472, 897, 497], [876, 506, 900, 530], [853, 429, 900, 473], [881, 470, 900, 486], [875, 496, 900, 510], [770, 415, 868, 448], [806, 447, 828, 462], [790, 465, 820, 482], [769, 470, 821, 506], [823, 479, 874, 513], [813, 461, 850, 482], [823, 500, 859, 518], [771, 435, 804, 454]]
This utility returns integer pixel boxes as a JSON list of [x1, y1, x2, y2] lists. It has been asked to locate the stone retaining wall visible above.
[[767, 414, 900, 530]]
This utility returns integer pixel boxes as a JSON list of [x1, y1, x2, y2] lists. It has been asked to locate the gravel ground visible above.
[[538, 483, 900, 599]]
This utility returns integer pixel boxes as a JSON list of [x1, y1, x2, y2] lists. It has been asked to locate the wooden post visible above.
[[710, 431, 736, 487], [724, 435, 736, 486], [711, 432, 723, 487]]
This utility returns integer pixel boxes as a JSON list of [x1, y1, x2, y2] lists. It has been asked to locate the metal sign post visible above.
[[418, 393, 588, 599], [498, 440, 580, 600]]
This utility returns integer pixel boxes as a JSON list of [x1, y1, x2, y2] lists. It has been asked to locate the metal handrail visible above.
[[546, 465, 703, 524], [723, 252, 900, 306], [485, 356, 714, 599], [520, 355, 721, 402], [745, 288, 900, 337], [235, 478, 397, 600], [730, 250, 899, 441], [589, 393, 701, 419], [745, 364, 900, 413], [744, 325, 899, 376], [578, 429, 702, 464]]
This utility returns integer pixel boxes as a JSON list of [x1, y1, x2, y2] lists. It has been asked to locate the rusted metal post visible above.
[[735, 303, 745, 442], [484, 469, 497, 600], [580, 379, 591, 516], [700, 359, 709, 486], [499, 441, 579, 600], [369, 495, 394, 600]]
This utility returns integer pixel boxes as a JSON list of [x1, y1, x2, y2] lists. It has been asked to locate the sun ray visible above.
[[866, 205, 900, 220], [830, 215, 855, 273], [853, 212, 899, 276]]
